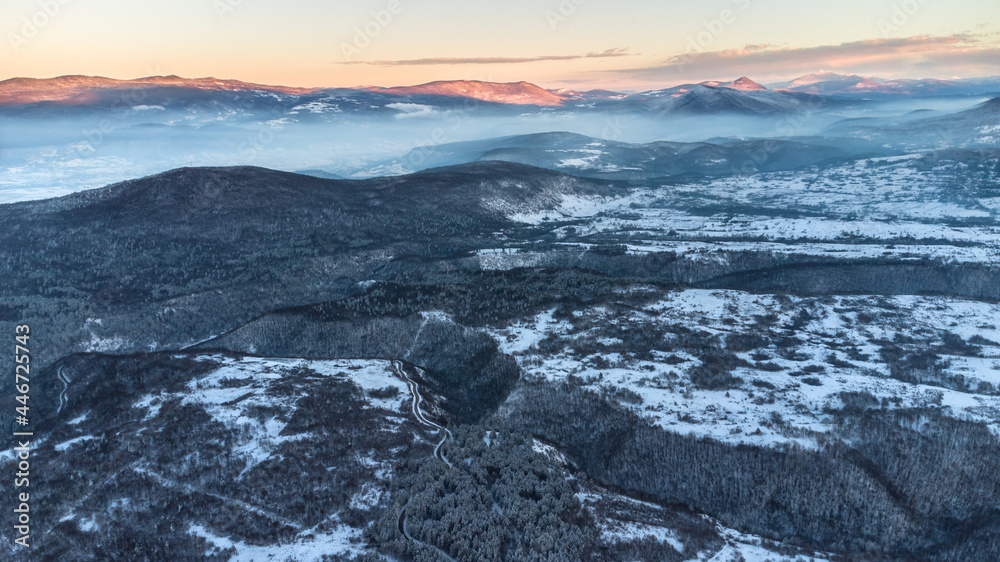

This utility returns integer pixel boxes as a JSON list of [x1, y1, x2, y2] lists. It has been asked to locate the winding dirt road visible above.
[[394, 360, 454, 467], [392, 360, 457, 561]]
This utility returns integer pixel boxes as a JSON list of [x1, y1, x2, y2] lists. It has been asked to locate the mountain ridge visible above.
[[382, 130, 862, 180], [375, 80, 567, 106], [0, 74, 320, 105], [771, 71, 1000, 96], [0, 161, 616, 223], [6, 72, 999, 107]]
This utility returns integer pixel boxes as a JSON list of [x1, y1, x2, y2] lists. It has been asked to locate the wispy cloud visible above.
[[613, 35, 1000, 82], [339, 48, 632, 66]]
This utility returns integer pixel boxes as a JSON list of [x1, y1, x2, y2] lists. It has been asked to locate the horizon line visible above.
[[4, 71, 1000, 94]]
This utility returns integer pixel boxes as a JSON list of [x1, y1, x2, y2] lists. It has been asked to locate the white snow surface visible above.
[[500, 291, 1000, 447], [500, 154, 1000, 265], [132, 356, 409, 476], [190, 523, 365, 561]]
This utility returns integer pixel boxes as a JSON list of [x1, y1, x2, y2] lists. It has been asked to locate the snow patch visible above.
[[55, 435, 96, 452], [189, 523, 365, 561]]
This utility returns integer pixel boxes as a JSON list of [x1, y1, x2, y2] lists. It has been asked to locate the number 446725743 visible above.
[[15, 325, 29, 420]]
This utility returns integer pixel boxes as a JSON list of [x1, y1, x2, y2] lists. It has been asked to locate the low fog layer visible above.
[[0, 94, 991, 203]]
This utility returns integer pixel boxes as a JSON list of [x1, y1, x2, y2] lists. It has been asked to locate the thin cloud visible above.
[[612, 34, 999, 82], [340, 48, 632, 66]]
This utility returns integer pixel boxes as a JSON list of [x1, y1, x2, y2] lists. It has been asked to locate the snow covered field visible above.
[[46, 355, 416, 561], [496, 291, 1000, 448], [502, 153, 999, 264]]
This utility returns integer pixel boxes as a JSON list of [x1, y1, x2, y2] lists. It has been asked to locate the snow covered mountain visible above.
[[772, 71, 1000, 97], [0, 74, 829, 115], [4, 73, 997, 118], [718, 76, 768, 91], [617, 78, 841, 116], [0, 75, 318, 106], [825, 96, 1000, 147], [376, 80, 568, 106], [367, 131, 859, 179]]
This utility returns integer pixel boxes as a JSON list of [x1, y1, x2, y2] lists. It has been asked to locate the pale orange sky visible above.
[[4, 0, 998, 89]]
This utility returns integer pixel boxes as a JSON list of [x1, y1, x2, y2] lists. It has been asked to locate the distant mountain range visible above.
[[0, 75, 318, 105], [355, 131, 882, 180], [769, 70, 1000, 97], [373, 80, 566, 106], [4, 72, 998, 118], [613, 78, 841, 116], [825, 96, 1000, 148]]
